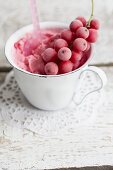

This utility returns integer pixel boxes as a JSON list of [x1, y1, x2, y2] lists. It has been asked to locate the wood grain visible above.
[[56, 166, 113, 170]]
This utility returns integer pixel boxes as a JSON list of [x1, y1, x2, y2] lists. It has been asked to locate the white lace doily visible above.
[[0, 70, 102, 137]]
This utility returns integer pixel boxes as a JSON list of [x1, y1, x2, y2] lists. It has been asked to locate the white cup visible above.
[[5, 22, 107, 111]]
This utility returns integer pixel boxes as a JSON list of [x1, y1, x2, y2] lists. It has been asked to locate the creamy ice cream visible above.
[[13, 28, 62, 74]]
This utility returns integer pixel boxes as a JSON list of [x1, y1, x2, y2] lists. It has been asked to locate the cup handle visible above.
[[73, 66, 107, 105]]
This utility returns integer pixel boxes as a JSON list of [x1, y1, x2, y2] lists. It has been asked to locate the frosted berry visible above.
[[79, 55, 87, 67], [59, 61, 73, 74], [90, 19, 100, 30], [49, 34, 61, 48], [84, 42, 91, 52], [87, 29, 98, 43], [54, 38, 68, 51], [48, 41, 54, 48], [42, 48, 57, 63], [76, 27, 89, 39], [54, 39, 68, 51], [58, 47, 72, 61], [71, 51, 83, 63], [45, 62, 58, 75], [73, 38, 87, 52], [50, 34, 61, 42], [84, 47, 92, 60], [76, 16, 87, 27], [70, 20, 83, 32], [72, 32, 76, 41], [61, 29, 73, 43], [73, 61, 80, 70]]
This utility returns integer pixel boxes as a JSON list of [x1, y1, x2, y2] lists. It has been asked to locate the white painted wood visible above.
[[0, 0, 113, 65], [0, 67, 113, 170]]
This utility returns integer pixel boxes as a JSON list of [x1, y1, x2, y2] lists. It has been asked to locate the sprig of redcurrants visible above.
[[41, 0, 100, 75], [42, 16, 100, 75]]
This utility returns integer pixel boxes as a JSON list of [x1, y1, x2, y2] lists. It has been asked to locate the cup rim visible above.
[[5, 21, 92, 78]]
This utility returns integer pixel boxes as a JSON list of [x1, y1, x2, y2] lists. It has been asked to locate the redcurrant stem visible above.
[[87, 0, 94, 27]]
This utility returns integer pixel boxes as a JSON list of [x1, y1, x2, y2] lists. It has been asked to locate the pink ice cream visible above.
[[13, 28, 62, 74]]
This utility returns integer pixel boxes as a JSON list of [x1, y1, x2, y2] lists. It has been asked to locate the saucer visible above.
[[0, 71, 102, 136]]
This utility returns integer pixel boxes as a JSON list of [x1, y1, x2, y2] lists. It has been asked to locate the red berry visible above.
[[61, 29, 73, 43], [54, 39, 68, 51], [84, 42, 91, 52], [45, 62, 58, 75], [42, 48, 57, 63], [71, 51, 83, 63], [70, 20, 83, 32], [90, 19, 100, 30], [58, 47, 72, 61], [87, 29, 98, 43], [73, 61, 80, 70], [49, 41, 55, 48], [80, 48, 92, 67], [76, 16, 87, 26], [50, 34, 61, 42], [84, 47, 92, 60], [73, 38, 87, 52], [48, 34, 61, 48], [76, 27, 89, 39], [59, 61, 73, 74], [79, 55, 87, 67]]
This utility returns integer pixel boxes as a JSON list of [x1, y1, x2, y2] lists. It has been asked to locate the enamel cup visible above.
[[5, 22, 107, 110]]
